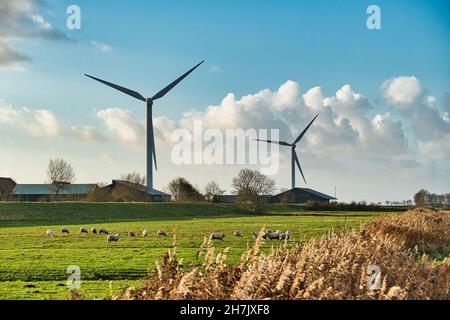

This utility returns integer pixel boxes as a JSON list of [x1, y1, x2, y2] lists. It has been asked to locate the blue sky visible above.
[[0, 0, 449, 202]]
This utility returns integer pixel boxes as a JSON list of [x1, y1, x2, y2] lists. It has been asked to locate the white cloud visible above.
[[0, 100, 105, 142], [382, 76, 423, 107], [91, 40, 112, 53], [96, 108, 145, 147], [209, 65, 221, 74], [0, 0, 69, 69], [93, 80, 409, 158]]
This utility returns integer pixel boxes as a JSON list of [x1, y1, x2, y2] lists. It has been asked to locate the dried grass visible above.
[[116, 209, 450, 300]]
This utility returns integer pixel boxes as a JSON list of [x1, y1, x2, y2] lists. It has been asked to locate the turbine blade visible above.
[[293, 114, 319, 145], [149, 117, 157, 170], [293, 151, 307, 184], [254, 139, 291, 147], [85, 74, 146, 102], [152, 60, 204, 100]]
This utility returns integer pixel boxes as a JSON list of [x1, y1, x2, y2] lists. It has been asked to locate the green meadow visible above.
[[0, 202, 398, 300]]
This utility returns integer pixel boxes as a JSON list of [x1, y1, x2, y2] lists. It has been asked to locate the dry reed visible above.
[[117, 209, 449, 300]]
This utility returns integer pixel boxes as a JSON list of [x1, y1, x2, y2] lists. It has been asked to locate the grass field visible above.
[[0, 202, 399, 300]]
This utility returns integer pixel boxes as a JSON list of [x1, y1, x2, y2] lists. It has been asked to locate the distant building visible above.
[[0, 177, 17, 201], [216, 195, 239, 203], [100, 180, 171, 202], [268, 188, 337, 204], [11, 183, 97, 202], [216, 189, 335, 204]]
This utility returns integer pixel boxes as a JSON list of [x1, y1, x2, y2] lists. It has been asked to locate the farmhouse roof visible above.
[[12, 184, 97, 195], [274, 188, 337, 200], [111, 180, 170, 196]]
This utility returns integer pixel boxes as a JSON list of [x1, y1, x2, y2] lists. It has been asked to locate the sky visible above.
[[0, 0, 449, 203]]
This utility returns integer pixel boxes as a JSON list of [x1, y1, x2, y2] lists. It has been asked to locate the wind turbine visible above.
[[256, 114, 319, 189], [85, 60, 204, 192]]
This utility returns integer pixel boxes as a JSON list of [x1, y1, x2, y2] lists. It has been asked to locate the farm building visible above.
[[0, 177, 17, 201], [11, 183, 97, 202], [95, 180, 171, 202], [268, 188, 337, 204], [215, 188, 335, 204]]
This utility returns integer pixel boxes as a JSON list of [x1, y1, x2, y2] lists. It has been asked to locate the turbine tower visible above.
[[85, 61, 204, 191], [256, 114, 319, 189]]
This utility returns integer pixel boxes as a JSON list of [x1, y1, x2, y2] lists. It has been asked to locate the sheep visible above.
[[252, 231, 267, 240], [266, 232, 281, 240], [156, 230, 167, 237], [99, 228, 109, 235], [61, 227, 70, 235], [91, 227, 97, 234], [107, 234, 120, 242], [127, 231, 136, 237], [142, 230, 149, 237], [210, 232, 225, 240], [279, 231, 291, 240], [233, 230, 244, 237], [80, 227, 89, 234], [46, 229, 56, 237]]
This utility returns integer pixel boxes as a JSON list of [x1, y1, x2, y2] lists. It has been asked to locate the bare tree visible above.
[[204, 181, 225, 203], [232, 169, 275, 213], [47, 158, 75, 197], [120, 171, 145, 185]]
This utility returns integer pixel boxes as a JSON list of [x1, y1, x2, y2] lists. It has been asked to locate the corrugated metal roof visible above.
[[295, 188, 337, 200], [12, 184, 97, 195], [112, 180, 170, 196]]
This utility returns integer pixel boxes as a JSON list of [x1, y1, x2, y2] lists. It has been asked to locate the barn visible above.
[[11, 183, 97, 202], [268, 188, 337, 204], [0, 177, 17, 201], [99, 180, 171, 202]]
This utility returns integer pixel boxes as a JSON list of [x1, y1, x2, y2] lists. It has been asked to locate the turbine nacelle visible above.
[[146, 98, 154, 107]]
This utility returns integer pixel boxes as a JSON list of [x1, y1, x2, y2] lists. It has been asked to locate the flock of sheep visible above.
[[45, 227, 168, 242], [45, 227, 291, 242]]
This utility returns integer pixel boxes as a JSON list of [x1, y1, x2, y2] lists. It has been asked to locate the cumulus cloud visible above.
[[0, 0, 70, 69], [91, 40, 112, 53], [94, 80, 410, 158], [0, 100, 105, 142], [96, 108, 145, 147], [382, 76, 450, 142], [382, 76, 423, 106]]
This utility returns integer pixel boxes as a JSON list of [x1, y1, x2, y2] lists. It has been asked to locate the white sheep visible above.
[[156, 230, 167, 237], [91, 227, 97, 234], [266, 232, 281, 240], [279, 231, 291, 240], [127, 231, 136, 237], [252, 231, 267, 240], [233, 230, 244, 237], [46, 229, 56, 237], [99, 228, 109, 235], [142, 230, 149, 237], [61, 227, 70, 235], [107, 234, 120, 242], [210, 232, 225, 240], [80, 227, 89, 234]]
